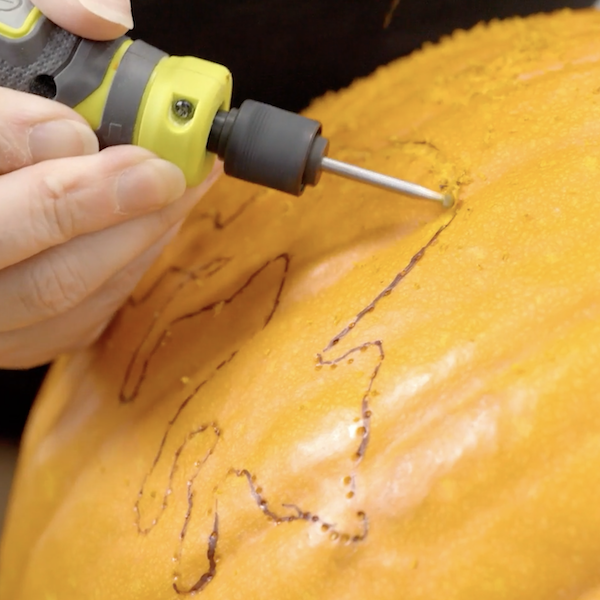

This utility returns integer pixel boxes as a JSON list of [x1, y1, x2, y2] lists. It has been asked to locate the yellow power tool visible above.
[[0, 0, 453, 206]]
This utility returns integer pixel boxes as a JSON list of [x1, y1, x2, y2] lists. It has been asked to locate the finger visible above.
[[32, 0, 133, 41], [0, 185, 201, 332], [0, 222, 183, 369], [0, 145, 186, 270], [0, 88, 98, 175]]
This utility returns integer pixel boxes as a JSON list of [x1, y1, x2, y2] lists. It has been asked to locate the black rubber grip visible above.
[[0, 18, 81, 99], [208, 100, 329, 196]]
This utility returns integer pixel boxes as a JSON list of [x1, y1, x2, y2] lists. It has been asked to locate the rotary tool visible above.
[[0, 0, 453, 207]]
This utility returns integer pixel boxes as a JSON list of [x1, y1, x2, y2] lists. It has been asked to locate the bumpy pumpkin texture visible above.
[[3, 9, 600, 600]]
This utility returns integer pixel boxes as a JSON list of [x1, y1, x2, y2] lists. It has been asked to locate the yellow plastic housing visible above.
[[134, 56, 233, 186], [74, 39, 133, 130], [0, 6, 40, 39]]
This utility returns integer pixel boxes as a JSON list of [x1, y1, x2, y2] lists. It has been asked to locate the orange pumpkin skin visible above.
[[4, 9, 600, 600]]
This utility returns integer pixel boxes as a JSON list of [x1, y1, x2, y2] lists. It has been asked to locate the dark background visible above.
[[0, 0, 595, 442]]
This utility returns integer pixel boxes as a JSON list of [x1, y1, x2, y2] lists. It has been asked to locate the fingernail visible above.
[[29, 120, 99, 163], [78, 0, 134, 29], [116, 159, 187, 215]]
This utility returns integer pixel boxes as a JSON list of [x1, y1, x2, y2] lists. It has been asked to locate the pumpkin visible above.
[[3, 8, 600, 599]]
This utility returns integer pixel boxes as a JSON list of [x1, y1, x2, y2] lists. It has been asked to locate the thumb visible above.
[[32, 0, 134, 41]]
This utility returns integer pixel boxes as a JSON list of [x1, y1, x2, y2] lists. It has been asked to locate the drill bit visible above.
[[208, 101, 455, 207], [320, 157, 454, 208]]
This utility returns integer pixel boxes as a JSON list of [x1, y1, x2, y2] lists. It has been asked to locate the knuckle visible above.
[[0, 128, 27, 174], [33, 174, 76, 244], [25, 252, 91, 318]]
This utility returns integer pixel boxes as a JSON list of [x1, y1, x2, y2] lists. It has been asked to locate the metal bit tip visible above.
[[320, 157, 454, 208]]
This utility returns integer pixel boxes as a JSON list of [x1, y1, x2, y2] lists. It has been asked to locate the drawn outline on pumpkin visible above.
[[119, 208, 455, 594]]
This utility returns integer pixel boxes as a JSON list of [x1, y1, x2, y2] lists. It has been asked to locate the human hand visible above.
[[0, 0, 221, 369]]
